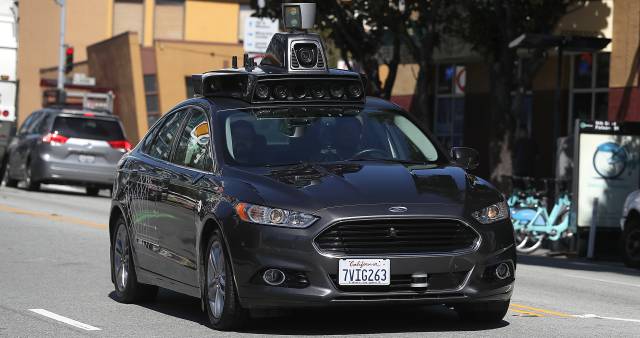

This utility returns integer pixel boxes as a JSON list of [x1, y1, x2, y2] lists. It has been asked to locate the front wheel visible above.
[[622, 220, 640, 268], [24, 161, 40, 191], [3, 159, 18, 188], [455, 300, 510, 322], [204, 230, 247, 330], [111, 218, 158, 303]]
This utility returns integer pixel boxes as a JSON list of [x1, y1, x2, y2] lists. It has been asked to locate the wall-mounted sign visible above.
[[243, 17, 279, 54], [573, 120, 640, 228]]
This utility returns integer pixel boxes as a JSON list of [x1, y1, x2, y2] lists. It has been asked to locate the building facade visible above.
[[16, 0, 249, 142]]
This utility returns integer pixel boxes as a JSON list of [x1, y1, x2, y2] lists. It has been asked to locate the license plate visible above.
[[338, 259, 390, 285], [78, 154, 95, 163]]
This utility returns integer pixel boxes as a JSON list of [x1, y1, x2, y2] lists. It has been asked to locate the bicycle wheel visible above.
[[516, 232, 545, 253]]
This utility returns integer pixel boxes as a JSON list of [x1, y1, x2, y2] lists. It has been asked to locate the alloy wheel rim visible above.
[[113, 225, 130, 291], [626, 229, 640, 259], [207, 241, 226, 319]]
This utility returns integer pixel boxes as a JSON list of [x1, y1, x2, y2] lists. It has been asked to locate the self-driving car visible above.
[[108, 3, 515, 330]]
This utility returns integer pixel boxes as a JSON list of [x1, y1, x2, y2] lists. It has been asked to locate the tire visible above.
[[622, 219, 640, 268], [204, 230, 247, 330], [111, 218, 158, 303], [455, 300, 510, 323], [3, 159, 18, 188], [86, 187, 100, 196], [24, 161, 40, 191]]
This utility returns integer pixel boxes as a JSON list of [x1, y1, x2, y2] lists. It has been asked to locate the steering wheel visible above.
[[350, 148, 388, 159]]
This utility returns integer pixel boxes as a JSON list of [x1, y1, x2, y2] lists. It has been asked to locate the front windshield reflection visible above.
[[222, 108, 441, 167]]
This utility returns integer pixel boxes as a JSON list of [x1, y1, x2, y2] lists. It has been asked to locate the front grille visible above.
[[329, 271, 469, 292], [314, 219, 479, 255]]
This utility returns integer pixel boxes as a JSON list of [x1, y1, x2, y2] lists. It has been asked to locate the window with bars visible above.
[[144, 74, 159, 124], [569, 52, 610, 122]]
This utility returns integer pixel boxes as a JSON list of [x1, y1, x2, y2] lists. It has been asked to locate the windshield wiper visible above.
[[345, 158, 433, 165]]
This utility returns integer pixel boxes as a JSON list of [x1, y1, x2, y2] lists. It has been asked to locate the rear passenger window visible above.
[[148, 110, 187, 161], [172, 109, 212, 171]]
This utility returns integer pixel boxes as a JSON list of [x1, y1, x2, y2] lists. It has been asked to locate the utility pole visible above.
[[55, 0, 66, 91]]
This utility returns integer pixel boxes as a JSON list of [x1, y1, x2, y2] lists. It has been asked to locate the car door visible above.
[[127, 109, 188, 275], [162, 107, 215, 286], [9, 111, 42, 177]]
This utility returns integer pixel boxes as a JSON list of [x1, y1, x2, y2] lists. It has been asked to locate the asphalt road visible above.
[[1, 185, 640, 337]]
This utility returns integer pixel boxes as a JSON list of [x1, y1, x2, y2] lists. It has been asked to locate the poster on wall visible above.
[[573, 120, 640, 228]]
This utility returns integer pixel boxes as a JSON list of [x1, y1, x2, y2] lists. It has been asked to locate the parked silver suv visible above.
[[3, 108, 130, 195]]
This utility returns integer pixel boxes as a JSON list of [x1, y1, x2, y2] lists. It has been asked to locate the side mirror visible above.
[[450, 147, 479, 170]]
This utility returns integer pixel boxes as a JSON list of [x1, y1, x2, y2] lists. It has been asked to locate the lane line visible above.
[[510, 303, 573, 318], [510, 308, 544, 317], [0, 203, 107, 229], [574, 314, 640, 323], [29, 309, 101, 331], [563, 274, 640, 288]]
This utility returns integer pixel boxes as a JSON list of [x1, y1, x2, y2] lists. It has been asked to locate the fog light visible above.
[[263, 268, 286, 286], [495, 263, 511, 280]]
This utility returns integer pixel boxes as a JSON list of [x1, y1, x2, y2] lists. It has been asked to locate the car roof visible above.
[[41, 108, 120, 119]]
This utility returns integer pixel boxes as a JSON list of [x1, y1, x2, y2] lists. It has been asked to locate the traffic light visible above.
[[64, 46, 74, 74]]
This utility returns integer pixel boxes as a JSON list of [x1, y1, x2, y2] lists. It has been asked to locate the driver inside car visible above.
[[231, 120, 261, 164], [333, 116, 364, 160]]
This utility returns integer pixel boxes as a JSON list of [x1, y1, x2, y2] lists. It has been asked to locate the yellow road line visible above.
[[510, 303, 573, 318], [0, 203, 107, 229], [510, 308, 544, 317]]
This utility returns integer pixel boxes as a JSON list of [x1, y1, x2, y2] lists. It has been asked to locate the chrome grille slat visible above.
[[315, 219, 479, 255]]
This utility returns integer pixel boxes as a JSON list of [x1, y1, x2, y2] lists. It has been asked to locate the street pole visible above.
[[56, 0, 66, 91]]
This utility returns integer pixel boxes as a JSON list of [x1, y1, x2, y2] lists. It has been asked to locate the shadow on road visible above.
[[518, 254, 640, 277], [110, 289, 509, 334], [5, 184, 111, 198]]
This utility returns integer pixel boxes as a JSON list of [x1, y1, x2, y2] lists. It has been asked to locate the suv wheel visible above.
[[204, 230, 247, 330], [454, 300, 510, 323], [3, 159, 18, 188], [24, 161, 40, 191], [622, 219, 640, 268], [111, 218, 158, 303]]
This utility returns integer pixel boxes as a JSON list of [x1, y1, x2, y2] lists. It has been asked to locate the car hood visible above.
[[223, 162, 501, 213]]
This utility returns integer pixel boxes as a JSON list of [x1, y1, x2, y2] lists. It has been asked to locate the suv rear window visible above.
[[52, 116, 125, 141]]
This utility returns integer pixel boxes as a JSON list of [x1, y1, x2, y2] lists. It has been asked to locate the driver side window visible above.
[[147, 110, 187, 162], [172, 109, 212, 171]]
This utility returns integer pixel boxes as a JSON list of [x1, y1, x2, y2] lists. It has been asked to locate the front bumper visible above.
[[223, 204, 516, 309]]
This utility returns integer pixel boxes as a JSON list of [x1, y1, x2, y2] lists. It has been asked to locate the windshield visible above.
[[220, 108, 441, 167]]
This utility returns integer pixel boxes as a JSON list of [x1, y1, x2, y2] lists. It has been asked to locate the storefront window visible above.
[[570, 52, 610, 123]]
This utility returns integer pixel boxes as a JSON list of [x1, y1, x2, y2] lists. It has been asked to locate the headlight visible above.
[[472, 201, 509, 224], [234, 202, 318, 228]]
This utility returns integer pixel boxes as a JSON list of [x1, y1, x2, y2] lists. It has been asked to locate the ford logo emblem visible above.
[[389, 206, 408, 213]]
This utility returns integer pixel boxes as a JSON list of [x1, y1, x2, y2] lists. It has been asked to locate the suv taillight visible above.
[[108, 140, 132, 152], [42, 133, 69, 144]]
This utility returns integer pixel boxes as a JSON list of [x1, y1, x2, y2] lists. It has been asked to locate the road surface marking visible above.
[[563, 274, 640, 288], [510, 308, 544, 317], [574, 314, 640, 323], [29, 309, 101, 331], [510, 303, 572, 318], [0, 203, 107, 229]]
